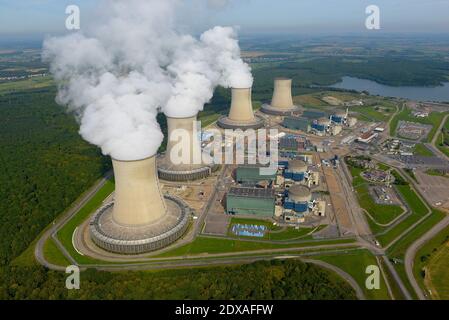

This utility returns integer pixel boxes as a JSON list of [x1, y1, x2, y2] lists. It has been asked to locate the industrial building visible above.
[[281, 159, 320, 186], [235, 165, 277, 184], [217, 87, 265, 130], [357, 131, 379, 144], [261, 78, 300, 115], [226, 187, 275, 217], [311, 117, 331, 136], [330, 110, 348, 125], [282, 117, 311, 132], [283, 185, 326, 223], [283, 159, 308, 182], [158, 115, 213, 181], [90, 156, 190, 254]]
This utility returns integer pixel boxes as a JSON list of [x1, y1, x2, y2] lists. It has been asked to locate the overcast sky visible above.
[[1, 0, 448, 36]]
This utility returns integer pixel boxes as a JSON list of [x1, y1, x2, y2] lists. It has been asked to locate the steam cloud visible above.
[[44, 0, 252, 161]]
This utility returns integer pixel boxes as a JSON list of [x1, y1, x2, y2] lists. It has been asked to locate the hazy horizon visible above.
[[1, 0, 449, 38]]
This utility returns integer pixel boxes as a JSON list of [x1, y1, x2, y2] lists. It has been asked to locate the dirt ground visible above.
[[415, 170, 449, 210]]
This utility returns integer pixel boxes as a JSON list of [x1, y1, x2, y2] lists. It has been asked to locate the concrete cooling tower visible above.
[[158, 115, 212, 181], [90, 156, 190, 254], [261, 78, 300, 115], [217, 88, 265, 130]]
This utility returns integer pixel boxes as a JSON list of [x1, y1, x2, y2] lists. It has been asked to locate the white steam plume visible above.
[[43, 0, 252, 161]]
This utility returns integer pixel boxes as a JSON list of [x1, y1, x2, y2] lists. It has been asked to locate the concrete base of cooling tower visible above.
[[157, 158, 215, 182], [89, 195, 190, 255], [260, 104, 301, 116], [217, 115, 265, 130]]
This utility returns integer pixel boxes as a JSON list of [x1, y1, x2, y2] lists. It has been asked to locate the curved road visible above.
[[404, 216, 449, 300], [35, 172, 112, 271]]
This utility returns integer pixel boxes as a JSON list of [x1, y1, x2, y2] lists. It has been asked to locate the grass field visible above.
[[154, 236, 356, 258], [355, 105, 395, 123], [425, 169, 449, 178], [425, 244, 449, 299], [386, 210, 446, 298], [413, 144, 434, 157], [377, 184, 429, 247], [414, 223, 449, 299], [436, 133, 449, 158], [43, 238, 71, 266], [0, 75, 54, 95], [313, 249, 390, 300]]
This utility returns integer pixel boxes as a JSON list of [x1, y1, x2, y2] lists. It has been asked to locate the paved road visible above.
[[404, 215, 449, 300], [426, 113, 449, 161], [338, 156, 413, 300], [34, 172, 112, 271]]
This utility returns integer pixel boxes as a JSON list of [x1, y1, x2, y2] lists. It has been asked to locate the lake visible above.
[[330, 76, 449, 102]]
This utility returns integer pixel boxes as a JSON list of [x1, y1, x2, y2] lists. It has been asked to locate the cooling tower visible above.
[[90, 156, 190, 255], [217, 88, 265, 130], [158, 115, 212, 181], [261, 78, 300, 115], [113, 157, 166, 226]]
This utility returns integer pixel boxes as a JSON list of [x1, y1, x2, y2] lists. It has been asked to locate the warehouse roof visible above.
[[228, 187, 275, 199]]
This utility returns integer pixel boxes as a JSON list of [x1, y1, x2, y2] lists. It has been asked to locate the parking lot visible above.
[[415, 170, 449, 210]]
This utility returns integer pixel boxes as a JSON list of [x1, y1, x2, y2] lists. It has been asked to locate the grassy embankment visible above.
[[313, 249, 391, 300], [413, 223, 449, 299]]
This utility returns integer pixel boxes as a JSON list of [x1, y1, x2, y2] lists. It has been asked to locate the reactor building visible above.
[[158, 115, 213, 181], [261, 78, 300, 115], [90, 156, 190, 254], [283, 185, 326, 223], [217, 88, 265, 130]]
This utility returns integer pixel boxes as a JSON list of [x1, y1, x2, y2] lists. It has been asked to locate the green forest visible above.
[[254, 57, 449, 87], [0, 260, 356, 300], [0, 89, 110, 265]]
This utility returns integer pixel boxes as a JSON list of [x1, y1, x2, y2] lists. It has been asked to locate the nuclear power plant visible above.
[[217, 87, 265, 130], [158, 115, 213, 181], [90, 156, 190, 254], [261, 78, 300, 115]]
